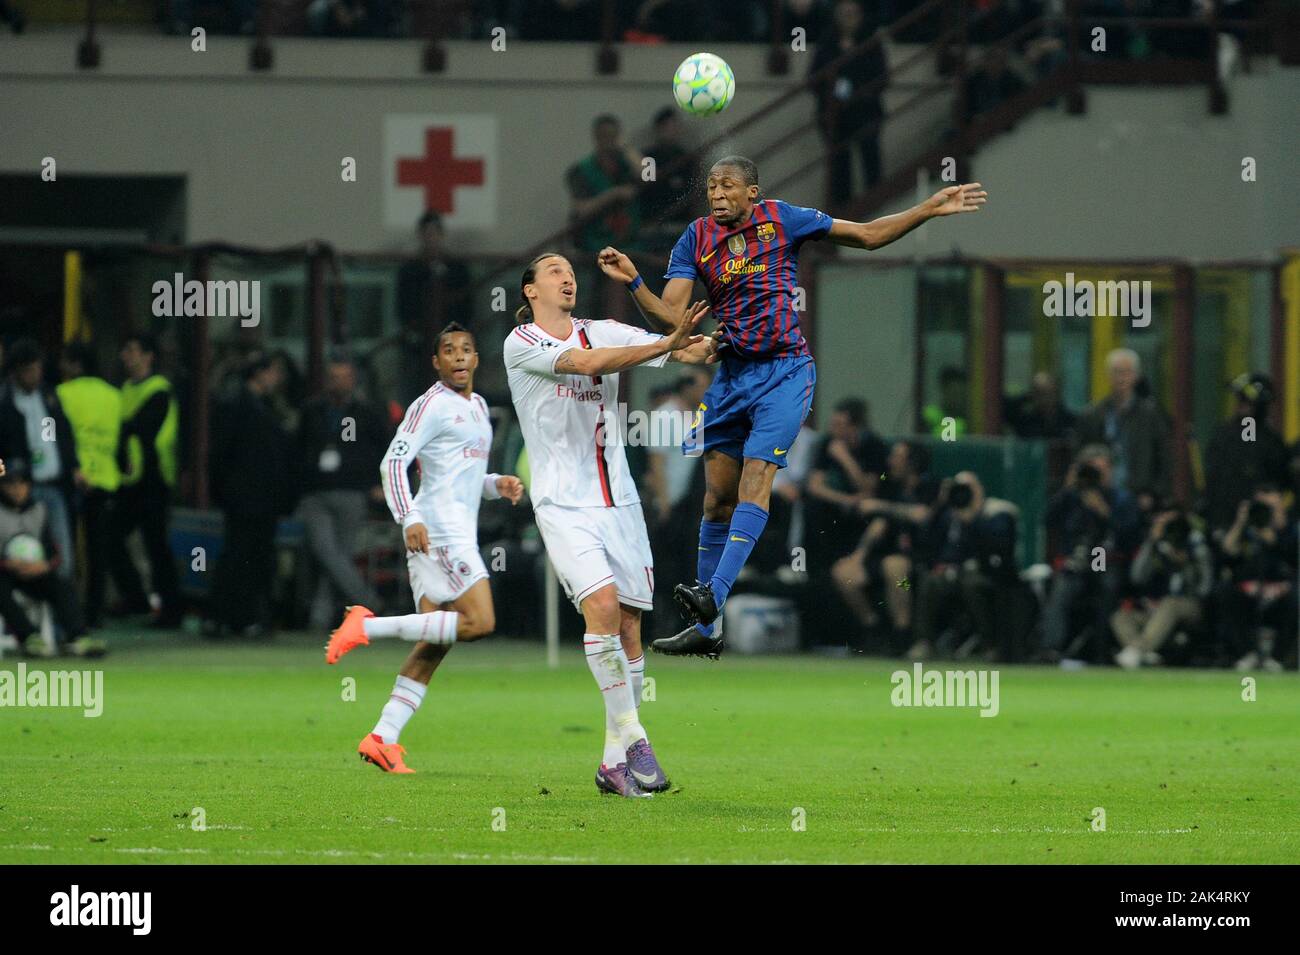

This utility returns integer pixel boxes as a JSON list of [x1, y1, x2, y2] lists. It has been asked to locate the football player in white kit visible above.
[[505, 249, 715, 798], [326, 322, 524, 774]]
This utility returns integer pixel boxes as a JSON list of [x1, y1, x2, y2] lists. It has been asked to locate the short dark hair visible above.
[[62, 341, 98, 377], [123, 331, 159, 358], [5, 337, 42, 375], [592, 114, 620, 133], [653, 106, 676, 127], [711, 155, 759, 188], [437, 321, 475, 348], [417, 209, 443, 232], [240, 351, 274, 382], [834, 397, 868, 428]]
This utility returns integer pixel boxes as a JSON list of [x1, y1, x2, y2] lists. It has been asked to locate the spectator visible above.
[[1111, 508, 1212, 669], [805, 397, 888, 566], [922, 365, 970, 437], [646, 370, 709, 635], [296, 356, 387, 629], [1039, 444, 1140, 662], [1201, 372, 1288, 532], [1075, 348, 1170, 512], [639, 108, 696, 241], [393, 211, 472, 407], [0, 459, 89, 656], [519, 0, 601, 41], [1218, 485, 1296, 672], [623, 0, 709, 42], [166, 0, 258, 35], [1, 0, 25, 33], [208, 353, 290, 637], [1004, 370, 1076, 440], [831, 439, 937, 649], [566, 115, 643, 253], [57, 343, 123, 628], [306, 0, 394, 37], [0, 338, 80, 582], [910, 471, 1018, 661], [812, 0, 888, 207], [110, 332, 183, 626], [963, 44, 1030, 118]]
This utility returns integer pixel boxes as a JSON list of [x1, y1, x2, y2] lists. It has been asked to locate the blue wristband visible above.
[[627, 275, 644, 293]]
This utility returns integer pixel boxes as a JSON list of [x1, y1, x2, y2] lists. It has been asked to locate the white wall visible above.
[[6, 33, 1290, 259]]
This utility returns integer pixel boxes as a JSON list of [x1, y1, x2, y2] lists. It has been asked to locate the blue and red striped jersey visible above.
[[664, 199, 832, 359]]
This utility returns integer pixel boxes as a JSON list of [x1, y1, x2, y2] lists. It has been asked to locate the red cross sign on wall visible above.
[[384, 115, 497, 230], [395, 128, 486, 214]]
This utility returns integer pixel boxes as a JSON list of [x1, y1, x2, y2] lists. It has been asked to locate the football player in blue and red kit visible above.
[[641, 155, 987, 657]]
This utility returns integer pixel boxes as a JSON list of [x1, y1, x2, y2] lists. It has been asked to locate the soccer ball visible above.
[[673, 52, 735, 116], [4, 533, 45, 563]]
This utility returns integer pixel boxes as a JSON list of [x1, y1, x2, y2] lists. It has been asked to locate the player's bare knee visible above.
[[703, 488, 737, 523], [581, 586, 621, 632]]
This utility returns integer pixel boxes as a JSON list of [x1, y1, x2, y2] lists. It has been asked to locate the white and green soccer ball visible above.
[[673, 52, 735, 116]]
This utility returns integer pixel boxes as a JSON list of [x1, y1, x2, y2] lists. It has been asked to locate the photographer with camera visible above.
[[1039, 444, 1141, 663], [1110, 508, 1213, 669], [1217, 484, 1296, 671], [909, 471, 1018, 661], [1202, 373, 1289, 533]]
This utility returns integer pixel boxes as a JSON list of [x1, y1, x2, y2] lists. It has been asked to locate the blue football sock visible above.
[[693, 520, 729, 637], [709, 502, 769, 610]]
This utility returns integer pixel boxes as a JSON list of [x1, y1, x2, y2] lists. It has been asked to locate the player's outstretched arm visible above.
[[827, 182, 987, 251], [554, 301, 709, 377]]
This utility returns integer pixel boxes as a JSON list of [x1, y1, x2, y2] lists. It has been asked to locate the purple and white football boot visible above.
[[625, 738, 670, 792], [595, 762, 652, 798]]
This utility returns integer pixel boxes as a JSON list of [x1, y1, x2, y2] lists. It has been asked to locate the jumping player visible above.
[[504, 250, 714, 798], [648, 156, 988, 658], [325, 322, 524, 774]]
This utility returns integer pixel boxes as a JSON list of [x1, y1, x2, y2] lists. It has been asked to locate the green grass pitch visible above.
[[2, 630, 1297, 864]]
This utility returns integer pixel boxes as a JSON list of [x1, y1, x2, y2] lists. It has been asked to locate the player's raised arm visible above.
[[597, 246, 693, 333], [828, 182, 987, 251], [554, 302, 710, 377]]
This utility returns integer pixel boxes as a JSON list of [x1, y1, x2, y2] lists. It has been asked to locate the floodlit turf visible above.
[[1, 628, 1297, 864]]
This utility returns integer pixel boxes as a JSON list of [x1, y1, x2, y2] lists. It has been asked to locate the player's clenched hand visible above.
[[929, 182, 987, 216], [496, 475, 525, 504], [597, 247, 638, 284], [404, 522, 430, 555]]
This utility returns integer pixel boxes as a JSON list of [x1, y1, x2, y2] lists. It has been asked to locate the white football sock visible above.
[[584, 633, 646, 754], [601, 652, 647, 767], [363, 612, 458, 644], [628, 653, 645, 709], [372, 675, 427, 743]]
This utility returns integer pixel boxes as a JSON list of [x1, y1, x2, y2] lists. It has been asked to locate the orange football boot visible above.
[[325, 605, 374, 664], [357, 733, 415, 774]]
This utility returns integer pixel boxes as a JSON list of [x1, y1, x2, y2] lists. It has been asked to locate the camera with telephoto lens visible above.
[[947, 482, 974, 510], [1076, 463, 1103, 489], [1247, 500, 1273, 530], [1161, 515, 1190, 550]]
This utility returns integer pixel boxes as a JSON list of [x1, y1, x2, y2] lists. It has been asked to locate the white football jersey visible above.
[[504, 318, 669, 509], [380, 382, 495, 546]]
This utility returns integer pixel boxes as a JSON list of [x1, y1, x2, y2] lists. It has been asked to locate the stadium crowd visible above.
[[0, 315, 1296, 673]]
